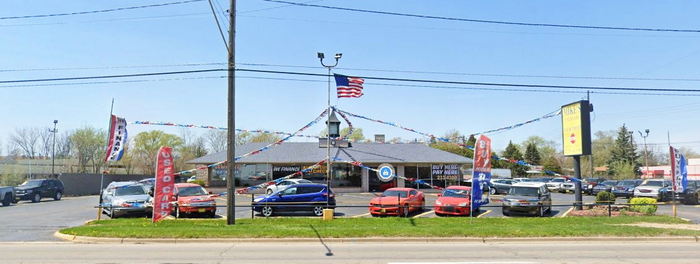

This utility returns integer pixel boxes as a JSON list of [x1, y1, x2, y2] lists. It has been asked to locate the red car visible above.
[[434, 186, 475, 216], [369, 188, 425, 217], [174, 183, 217, 218]]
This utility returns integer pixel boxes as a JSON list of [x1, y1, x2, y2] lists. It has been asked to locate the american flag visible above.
[[334, 74, 365, 98]]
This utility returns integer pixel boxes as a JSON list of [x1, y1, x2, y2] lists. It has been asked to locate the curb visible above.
[[53, 231, 700, 244]]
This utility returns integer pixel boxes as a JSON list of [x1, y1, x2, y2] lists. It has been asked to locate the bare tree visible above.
[[10, 127, 41, 158], [55, 131, 72, 158], [39, 127, 53, 158], [205, 130, 227, 153]]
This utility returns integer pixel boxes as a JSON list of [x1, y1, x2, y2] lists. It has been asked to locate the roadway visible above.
[[0, 240, 698, 263]]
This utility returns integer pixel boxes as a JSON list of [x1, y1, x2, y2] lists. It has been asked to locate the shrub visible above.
[[191, 179, 206, 187], [595, 191, 616, 204], [629, 198, 657, 215]]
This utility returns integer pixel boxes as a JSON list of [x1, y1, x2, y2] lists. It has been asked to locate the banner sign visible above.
[[471, 135, 492, 207], [153, 147, 175, 223], [104, 115, 128, 162], [431, 164, 461, 181], [561, 100, 592, 156], [670, 146, 688, 193]]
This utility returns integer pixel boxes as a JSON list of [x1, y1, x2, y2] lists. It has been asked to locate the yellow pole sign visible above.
[[561, 100, 592, 156]]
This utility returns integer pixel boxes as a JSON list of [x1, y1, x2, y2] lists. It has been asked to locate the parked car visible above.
[[634, 179, 671, 200], [561, 180, 577, 193], [265, 179, 313, 195], [0, 186, 16, 206], [502, 182, 552, 217], [252, 183, 335, 217], [186, 176, 197, 183], [101, 182, 152, 218], [582, 178, 607, 195], [532, 177, 553, 183], [489, 179, 513, 195], [545, 178, 566, 192], [369, 188, 425, 217], [591, 180, 618, 195], [611, 179, 643, 198], [15, 178, 64, 203], [434, 186, 473, 216], [512, 177, 530, 183], [174, 183, 217, 218], [138, 178, 155, 190], [658, 180, 700, 204]]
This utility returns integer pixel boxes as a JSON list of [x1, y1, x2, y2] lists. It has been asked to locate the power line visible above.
[[207, 0, 230, 53], [0, 0, 205, 20], [0, 69, 224, 84], [262, 0, 700, 33]]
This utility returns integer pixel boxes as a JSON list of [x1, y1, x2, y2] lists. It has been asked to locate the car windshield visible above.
[[177, 186, 208, 196], [601, 181, 617, 186], [19, 180, 43, 188], [115, 185, 146, 196], [382, 190, 408, 197], [442, 189, 469, 198], [642, 181, 666, 187], [617, 180, 637, 186], [508, 187, 539, 196], [551, 178, 565, 182]]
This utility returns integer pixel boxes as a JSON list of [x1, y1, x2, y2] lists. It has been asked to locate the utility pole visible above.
[[50, 120, 58, 177], [226, 0, 237, 225], [638, 129, 650, 178]]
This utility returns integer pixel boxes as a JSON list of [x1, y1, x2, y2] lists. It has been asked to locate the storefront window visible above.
[[210, 164, 272, 187]]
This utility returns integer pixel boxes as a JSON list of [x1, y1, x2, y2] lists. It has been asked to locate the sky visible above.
[[1, 0, 700, 156]]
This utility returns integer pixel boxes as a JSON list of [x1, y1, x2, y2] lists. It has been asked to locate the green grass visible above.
[[60, 216, 700, 239]]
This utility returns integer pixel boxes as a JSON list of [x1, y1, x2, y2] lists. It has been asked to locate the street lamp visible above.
[[318, 52, 342, 199], [638, 129, 650, 178], [327, 111, 341, 138], [50, 120, 58, 177]]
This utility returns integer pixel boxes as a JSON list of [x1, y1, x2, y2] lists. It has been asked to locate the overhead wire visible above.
[[0, 0, 206, 20], [207, 0, 230, 53], [261, 0, 700, 33]]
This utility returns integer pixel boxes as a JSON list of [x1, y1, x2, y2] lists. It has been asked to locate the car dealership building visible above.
[[187, 142, 473, 192]]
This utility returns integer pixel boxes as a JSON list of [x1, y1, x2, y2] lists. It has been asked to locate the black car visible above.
[[659, 180, 700, 204], [582, 178, 607, 195], [15, 178, 64, 203], [611, 179, 642, 198]]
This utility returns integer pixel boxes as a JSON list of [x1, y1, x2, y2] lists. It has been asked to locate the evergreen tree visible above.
[[542, 156, 562, 174], [502, 141, 527, 176], [607, 124, 641, 176], [524, 142, 541, 165]]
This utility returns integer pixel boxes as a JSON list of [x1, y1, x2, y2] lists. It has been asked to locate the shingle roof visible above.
[[187, 142, 472, 164]]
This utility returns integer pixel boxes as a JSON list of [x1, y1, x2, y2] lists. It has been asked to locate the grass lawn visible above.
[[60, 216, 700, 239]]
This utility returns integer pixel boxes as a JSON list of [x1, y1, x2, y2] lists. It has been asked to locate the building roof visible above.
[[187, 142, 472, 165]]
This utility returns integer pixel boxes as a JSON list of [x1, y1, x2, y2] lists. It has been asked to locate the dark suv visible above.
[[15, 178, 64, 203]]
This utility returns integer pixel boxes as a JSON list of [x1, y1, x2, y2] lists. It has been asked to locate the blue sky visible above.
[[1, 0, 700, 155]]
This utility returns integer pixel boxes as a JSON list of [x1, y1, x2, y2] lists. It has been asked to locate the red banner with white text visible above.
[[153, 146, 175, 223]]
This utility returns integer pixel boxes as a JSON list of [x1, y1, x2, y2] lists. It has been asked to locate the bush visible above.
[[629, 198, 657, 215], [191, 180, 206, 187], [596, 191, 616, 204]]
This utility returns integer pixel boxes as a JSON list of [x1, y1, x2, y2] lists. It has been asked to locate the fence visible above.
[[59, 173, 152, 196]]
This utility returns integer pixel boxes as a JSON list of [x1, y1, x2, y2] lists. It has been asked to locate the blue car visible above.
[[611, 179, 642, 198], [252, 183, 335, 217]]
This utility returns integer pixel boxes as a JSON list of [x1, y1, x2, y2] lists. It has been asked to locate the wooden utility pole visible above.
[[226, 0, 236, 225]]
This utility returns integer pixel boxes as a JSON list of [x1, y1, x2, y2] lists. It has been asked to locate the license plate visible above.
[[198, 208, 206, 213], [132, 203, 143, 208], [380, 209, 386, 213]]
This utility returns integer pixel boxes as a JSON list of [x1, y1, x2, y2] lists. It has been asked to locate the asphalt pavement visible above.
[[1, 240, 698, 263], [0, 196, 98, 241]]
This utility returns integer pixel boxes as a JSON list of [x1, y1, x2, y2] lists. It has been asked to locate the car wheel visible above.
[[54, 192, 62, 201], [2, 194, 11, 206], [402, 204, 410, 217], [206, 211, 217, 218], [261, 206, 274, 217], [502, 210, 510, 217], [31, 194, 41, 203], [312, 206, 324, 217], [266, 189, 273, 195], [489, 188, 496, 195], [539, 206, 545, 217]]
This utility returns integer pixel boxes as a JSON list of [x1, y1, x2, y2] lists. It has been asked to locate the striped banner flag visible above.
[[334, 74, 364, 98]]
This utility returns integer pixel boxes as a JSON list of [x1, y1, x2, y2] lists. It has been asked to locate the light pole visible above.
[[317, 52, 341, 196], [638, 129, 650, 178], [50, 120, 58, 177]]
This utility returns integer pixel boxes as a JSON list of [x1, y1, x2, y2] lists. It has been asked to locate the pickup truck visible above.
[[0, 186, 16, 206]]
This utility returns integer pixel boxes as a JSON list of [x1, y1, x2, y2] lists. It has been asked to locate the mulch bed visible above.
[[568, 206, 646, 217]]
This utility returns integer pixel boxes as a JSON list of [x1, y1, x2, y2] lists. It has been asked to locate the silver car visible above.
[[101, 181, 152, 218], [265, 179, 313, 195]]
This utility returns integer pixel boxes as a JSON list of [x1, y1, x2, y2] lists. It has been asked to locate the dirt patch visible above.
[[568, 206, 646, 217], [618, 223, 700, 231]]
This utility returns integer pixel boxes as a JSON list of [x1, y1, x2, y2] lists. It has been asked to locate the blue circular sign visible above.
[[377, 164, 395, 182]]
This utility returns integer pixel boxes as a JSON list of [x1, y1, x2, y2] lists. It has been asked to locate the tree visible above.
[[524, 143, 541, 165], [542, 156, 562, 173], [502, 141, 527, 176], [520, 136, 557, 162], [204, 130, 227, 153], [10, 127, 41, 158], [38, 127, 53, 158], [607, 124, 641, 176], [70, 127, 107, 173], [341, 127, 365, 142], [388, 137, 403, 144], [133, 130, 184, 175], [608, 161, 637, 180], [249, 132, 282, 143]]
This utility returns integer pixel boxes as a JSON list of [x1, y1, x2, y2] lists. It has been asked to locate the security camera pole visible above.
[[226, 0, 236, 225], [318, 52, 341, 206]]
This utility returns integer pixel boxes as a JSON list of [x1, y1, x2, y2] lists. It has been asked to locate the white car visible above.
[[265, 179, 313, 195], [633, 179, 671, 199], [186, 176, 197, 183], [545, 178, 566, 192]]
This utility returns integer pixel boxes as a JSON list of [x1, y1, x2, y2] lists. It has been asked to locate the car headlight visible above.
[[435, 200, 442, 205], [181, 203, 191, 207], [253, 198, 264, 202], [458, 202, 468, 207], [588, 185, 593, 188]]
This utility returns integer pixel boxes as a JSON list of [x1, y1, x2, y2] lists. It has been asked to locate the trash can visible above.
[[322, 209, 334, 220]]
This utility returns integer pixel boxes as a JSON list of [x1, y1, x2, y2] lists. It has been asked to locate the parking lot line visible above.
[[413, 210, 435, 218], [477, 210, 492, 218], [559, 207, 574, 217], [351, 212, 371, 218]]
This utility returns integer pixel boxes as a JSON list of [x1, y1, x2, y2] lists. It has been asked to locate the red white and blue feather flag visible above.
[[104, 115, 128, 162], [334, 74, 365, 98]]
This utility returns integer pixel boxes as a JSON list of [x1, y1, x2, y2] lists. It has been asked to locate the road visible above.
[[0, 196, 97, 241], [0, 241, 698, 263]]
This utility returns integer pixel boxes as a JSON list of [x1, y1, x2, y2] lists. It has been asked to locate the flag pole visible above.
[[668, 131, 677, 218], [98, 98, 114, 220], [318, 53, 341, 207]]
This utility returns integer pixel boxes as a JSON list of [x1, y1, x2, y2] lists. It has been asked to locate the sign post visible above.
[[561, 100, 592, 210]]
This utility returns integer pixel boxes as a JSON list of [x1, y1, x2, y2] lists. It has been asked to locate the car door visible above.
[[39, 181, 51, 198], [277, 186, 298, 211], [408, 190, 420, 209], [540, 187, 551, 207]]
